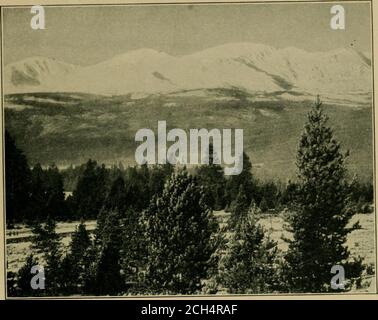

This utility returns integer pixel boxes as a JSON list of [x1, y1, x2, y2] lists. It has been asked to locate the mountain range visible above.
[[4, 43, 372, 105], [4, 43, 373, 181]]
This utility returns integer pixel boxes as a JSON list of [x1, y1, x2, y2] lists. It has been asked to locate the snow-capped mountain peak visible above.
[[5, 56, 80, 92], [4, 43, 372, 105]]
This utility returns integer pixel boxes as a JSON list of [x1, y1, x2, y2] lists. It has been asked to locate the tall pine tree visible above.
[[73, 160, 109, 219], [221, 204, 279, 294], [31, 216, 63, 295], [196, 143, 226, 210], [44, 164, 66, 220], [14, 254, 39, 296], [93, 211, 124, 295], [120, 207, 147, 293], [225, 152, 257, 207], [143, 169, 218, 294], [284, 97, 362, 292], [5, 130, 32, 224], [61, 221, 93, 294], [228, 185, 250, 229], [30, 163, 47, 221]]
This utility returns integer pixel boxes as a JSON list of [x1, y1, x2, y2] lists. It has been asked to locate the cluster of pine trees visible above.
[[5, 131, 68, 225], [6, 126, 372, 226], [6, 99, 372, 295]]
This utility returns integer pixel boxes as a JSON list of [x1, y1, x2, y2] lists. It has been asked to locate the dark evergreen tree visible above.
[[72, 159, 109, 219], [108, 164, 123, 186], [44, 164, 66, 219], [61, 221, 92, 294], [14, 254, 40, 296], [348, 179, 374, 213], [96, 176, 128, 242], [123, 166, 148, 211], [148, 164, 174, 197], [30, 163, 47, 221], [195, 143, 226, 210], [221, 205, 279, 294], [229, 185, 250, 229], [93, 211, 124, 295], [259, 181, 280, 210], [29, 163, 67, 222], [259, 197, 269, 212], [31, 216, 63, 295], [284, 97, 362, 292], [103, 176, 128, 213], [280, 180, 299, 206], [143, 169, 218, 294], [120, 208, 147, 292], [5, 130, 32, 224], [225, 152, 257, 207]]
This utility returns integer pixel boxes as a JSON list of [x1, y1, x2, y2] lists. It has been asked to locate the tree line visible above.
[[6, 99, 374, 295], [6, 134, 373, 226]]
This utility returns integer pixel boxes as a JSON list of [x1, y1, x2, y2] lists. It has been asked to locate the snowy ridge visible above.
[[4, 43, 372, 105], [5, 57, 80, 93]]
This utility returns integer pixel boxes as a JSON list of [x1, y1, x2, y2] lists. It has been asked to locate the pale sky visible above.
[[2, 2, 372, 66]]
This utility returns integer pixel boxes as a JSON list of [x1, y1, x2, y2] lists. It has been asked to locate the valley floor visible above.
[[6, 211, 376, 293]]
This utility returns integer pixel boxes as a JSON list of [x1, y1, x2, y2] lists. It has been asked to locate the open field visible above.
[[6, 220, 97, 273], [214, 210, 376, 292], [6, 212, 375, 293], [215, 211, 376, 266]]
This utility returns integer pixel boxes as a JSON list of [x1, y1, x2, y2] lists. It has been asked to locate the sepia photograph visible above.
[[2, 1, 376, 298]]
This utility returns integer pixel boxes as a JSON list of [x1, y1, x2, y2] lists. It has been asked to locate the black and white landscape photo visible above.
[[3, 2, 376, 297]]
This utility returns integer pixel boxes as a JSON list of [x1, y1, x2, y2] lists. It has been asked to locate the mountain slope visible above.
[[4, 43, 372, 105], [4, 92, 373, 182], [5, 57, 80, 93]]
